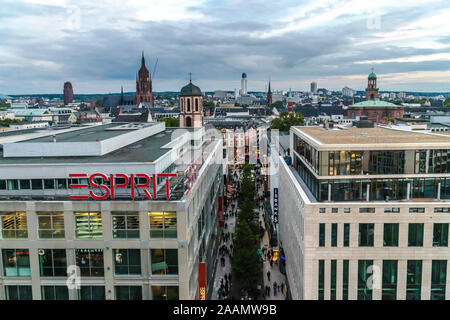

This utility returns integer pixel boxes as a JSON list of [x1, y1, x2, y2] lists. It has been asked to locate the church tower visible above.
[[365, 68, 379, 100], [267, 80, 272, 106], [179, 74, 203, 127], [136, 51, 154, 106]]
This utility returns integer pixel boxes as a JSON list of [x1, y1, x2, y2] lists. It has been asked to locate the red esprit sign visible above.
[[69, 173, 177, 200], [184, 164, 198, 196]]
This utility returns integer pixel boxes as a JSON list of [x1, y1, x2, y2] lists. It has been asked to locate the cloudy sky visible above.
[[1, 0, 450, 94]]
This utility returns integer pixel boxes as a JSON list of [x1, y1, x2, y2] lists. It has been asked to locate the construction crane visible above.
[[152, 58, 158, 81]]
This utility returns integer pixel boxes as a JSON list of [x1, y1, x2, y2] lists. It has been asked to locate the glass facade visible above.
[[39, 249, 66, 277], [75, 249, 104, 277], [115, 286, 142, 300], [41, 286, 69, 300], [406, 260, 422, 300], [330, 260, 336, 300], [2, 249, 30, 277], [408, 223, 424, 247], [383, 224, 399, 247], [113, 249, 141, 275], [150, 249, 178, 275], [382, 260, 397, 300], [74, 212, 103, 239], [112, 212, 139, 239], [359, 224, 374, 247], [78, 286, 105, 300], [433, 223, 449, 247], [37, 212, 64, 239], [152, 286, 179, 300], [149, 211, 177, 239], [431, 260, 447, 300], [1, 212, 27, 239], [318, 260, 324, 300], [358, 260, 373, 300], [5, 285, 32, 300]]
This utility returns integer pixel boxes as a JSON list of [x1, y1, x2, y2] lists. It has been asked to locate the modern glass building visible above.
[[0, 122, 223, 300], [278, 125, 450, 300]]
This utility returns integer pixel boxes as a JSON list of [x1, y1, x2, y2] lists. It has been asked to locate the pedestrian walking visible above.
[[270, 259, 273, 268], [267, 270, 271, 282], [281, 282, 285, 294]]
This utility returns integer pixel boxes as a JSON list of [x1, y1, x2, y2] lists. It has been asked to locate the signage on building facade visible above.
[[184, 163, 198, 196], [69, 173, 177, 200], [273, 188, 279, 224], [199, 262, 207, 300]]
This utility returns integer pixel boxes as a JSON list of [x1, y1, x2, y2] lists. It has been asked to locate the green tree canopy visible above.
[[270, 110, 304, 131], [157, 117, 179, 127]]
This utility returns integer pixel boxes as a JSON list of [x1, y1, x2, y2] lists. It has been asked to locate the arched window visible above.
[[186, 116, 192, 127], [195, 98, 199, 112], [187, 98, 191, 112], [180, 99, 184, 112]]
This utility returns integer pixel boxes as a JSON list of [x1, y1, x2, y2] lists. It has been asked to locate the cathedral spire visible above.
[[141, 51, 145, 66]]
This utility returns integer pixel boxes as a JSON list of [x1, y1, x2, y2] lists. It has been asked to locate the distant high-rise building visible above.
[[267, 80, 272, 106], [136, 51, 154, 106], [365, 68, 379, 100], [63, 81, 74, 105], [342, 86, 356, 97], [241, 73, 247, 96], [310, 82, 318, 94]]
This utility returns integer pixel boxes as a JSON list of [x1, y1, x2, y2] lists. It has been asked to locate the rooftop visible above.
[[294, 126, 450, 150], [349, 99, 400, 108]]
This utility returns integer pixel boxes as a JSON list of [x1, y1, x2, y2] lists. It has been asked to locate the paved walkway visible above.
[[256, 178, 288, 300], [211, 168, 240, 300]]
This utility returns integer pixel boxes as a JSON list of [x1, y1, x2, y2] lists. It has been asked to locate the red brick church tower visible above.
[[136, 52, 154, 106], [365, 68, 379, 100]]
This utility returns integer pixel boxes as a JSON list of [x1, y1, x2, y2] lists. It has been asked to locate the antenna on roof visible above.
[[189, 72, 192, 83]]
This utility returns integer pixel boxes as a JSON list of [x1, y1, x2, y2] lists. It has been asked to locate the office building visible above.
[[241, 73, 248, 96], [278, 125, 450, 300], [311, 82, 318, 94], [0, 122, 223, 300], [63, 82, 74, 106]]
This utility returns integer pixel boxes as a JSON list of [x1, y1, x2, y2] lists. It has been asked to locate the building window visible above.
[[150, 249, 178, 275], [37, 212, 65, 239], [359, 208, 375, 213], [74, 211, 103, 239], [7, 180, 18, 190], [358, 260, 373, 300], [39, 249, 67, 277], [318, 260, 324, 300], [152, 286, 179, 300], [56, 179, 67, 189], [78, 286, 105, 300], [332, 208, 338, 213], [19, 180, 30, 189], [115, 286, 142, 300], [5, 286, 32, 300], [344, 208, 350, 213], [406, 260, 422, 300], [319, 208, 326, 213], [331, 224, 337, 247], [0, 180, 5, 190], [112, 212, 139, 239], [383, 223, 399, 247], [343, 260, 349, 300], [433, 223, 449, 247], [149, 211, 177, 238], [319, 223, 325, 247], [409, 208, 425, 213], [330, 260, 337, 300], [31, 179, 43, 190], [113, 249, 141, 275], [1, 212, 27, 239], [382, 260, 398, 300], [195, 98, 199, 112], [2, 249, 30, 277], [44, 179, 55, 189], [343, 224, 350, 247], [41, 286, 69, 300], [408, 223, 424, 247], [359, 223, 374, 247], [187, 98, 191, 112], [431, 260, 447, 300], [75, 249, 104, 277], [434, 207, 450, 213], [384, 208, 400, 213]]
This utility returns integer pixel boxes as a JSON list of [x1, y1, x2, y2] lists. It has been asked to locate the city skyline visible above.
[[1, 0, 450, 94]]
